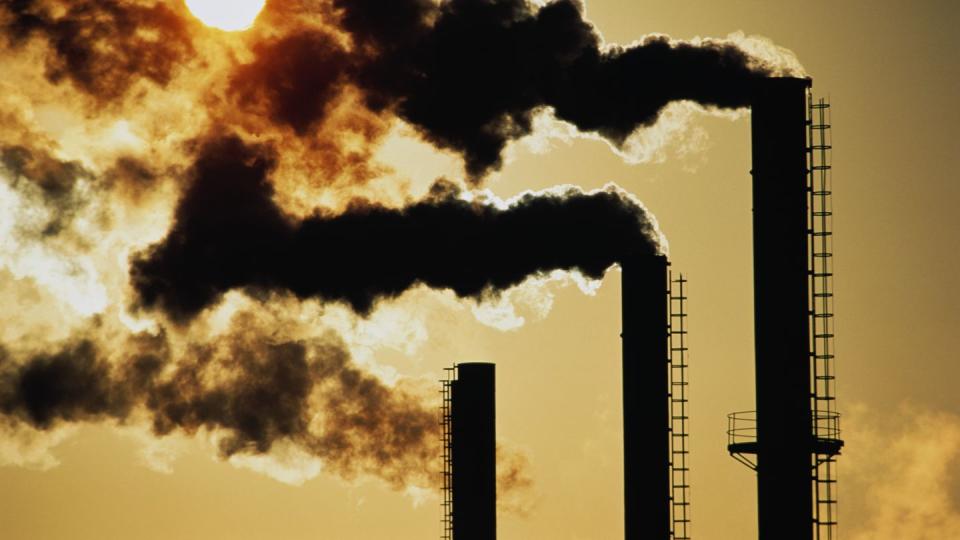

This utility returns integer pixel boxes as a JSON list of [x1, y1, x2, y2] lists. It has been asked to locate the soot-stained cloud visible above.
[[130, 135, 661, 322], [329, 0, 773, 177], [1, 0, 195, 102], [0, 328, 440, 487], [0, 0, 800, 494], [3, 0, 781, 176]]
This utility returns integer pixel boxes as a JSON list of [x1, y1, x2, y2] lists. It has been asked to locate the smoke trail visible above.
[[328, 0, 786, 177], [1, 0, 195, 103], [3, 0, 798, 178], [228, 29, 353, 136], [497, 443, 536, 516], [0, 0, 803, 495], [130, 135, 661, 321], [0, 323, 441, 488]]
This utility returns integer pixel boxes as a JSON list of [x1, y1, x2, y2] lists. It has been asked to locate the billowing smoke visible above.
[[1, 0, 195, 103], [335, 0, 780, 176], [130, 135, 661, 322], [235, 0, 790, 178], [0, 0, 802, 496], [0, 1, 795, 177], [0, 322, 440, 488]]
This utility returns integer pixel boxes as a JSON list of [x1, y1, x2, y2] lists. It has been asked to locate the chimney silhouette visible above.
[[450, 363, 496, 540], [749, 77, 814, 540], [621, 253, 670, 539], [730, 77, 844, 539]]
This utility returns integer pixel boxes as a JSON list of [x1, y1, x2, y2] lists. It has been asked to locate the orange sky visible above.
[[1, 1, 959, 539]]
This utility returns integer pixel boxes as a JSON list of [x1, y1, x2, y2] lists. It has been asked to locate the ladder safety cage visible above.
[[439, 366, 456, 540], [807, 92, 843, 540], [669, 273, 692, 540]]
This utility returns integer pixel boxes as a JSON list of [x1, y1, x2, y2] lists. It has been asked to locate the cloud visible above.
[[844, 402, 960, 540], [0, 419, 75, 470]]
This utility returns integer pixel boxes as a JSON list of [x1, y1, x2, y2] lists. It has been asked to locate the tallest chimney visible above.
[[750, 76, 814, 540]]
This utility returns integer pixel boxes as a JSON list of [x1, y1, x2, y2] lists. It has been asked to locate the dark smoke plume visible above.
[[2, 0, 782, 176], [0, 143, 97, 237], [0, 326, 440, 487], [130, 135, 660, 322], [228, 30, 352, 135], [1, 0, 194, 102], [327, 0, 775, 176], [1, 144, 89, 199]]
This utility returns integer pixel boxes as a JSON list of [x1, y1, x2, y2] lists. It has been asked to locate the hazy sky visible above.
[[1, 1, 958, 539]]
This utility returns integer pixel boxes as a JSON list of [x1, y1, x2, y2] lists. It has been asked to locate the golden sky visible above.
[[1, 1, 958, 539]]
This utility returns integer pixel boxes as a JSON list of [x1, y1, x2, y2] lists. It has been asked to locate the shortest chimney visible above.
[[449, 362, 496, 540]]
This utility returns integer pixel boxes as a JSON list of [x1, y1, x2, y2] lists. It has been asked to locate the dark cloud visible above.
[[228, 30, 353, 135], [330, 0, 771, 177], [328, 0, 434, 54], [129, 135, 291, 320], [0, 341, 127, 428], [0, 144, 88, 199], [130, 135, 660, 322], [3, 0, 776, 177], [0, 143, 97, 237], [1, 0, 194, 101], [0, 327, 440, 487], [102, 156, 162, 202]]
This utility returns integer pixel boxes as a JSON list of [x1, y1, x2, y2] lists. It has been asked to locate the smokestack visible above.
[[621, 253, 670, 540], [750, 76, 813, 540], [451, 363, 496, 540]]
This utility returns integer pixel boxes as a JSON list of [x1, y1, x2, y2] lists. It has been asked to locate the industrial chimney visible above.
[[621, 253, 670, 540], [727, 77, 844, 540], [441, 363, 496, 540]]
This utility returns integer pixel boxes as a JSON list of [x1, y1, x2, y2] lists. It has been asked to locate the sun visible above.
[[185, 0, 266, 32]]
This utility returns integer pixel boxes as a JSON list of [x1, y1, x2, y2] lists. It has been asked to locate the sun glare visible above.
[[185, 0, 266, 32]]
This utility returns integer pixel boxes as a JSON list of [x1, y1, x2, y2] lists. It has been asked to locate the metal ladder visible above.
[[669, 273, 691, 540], [808, 94, 839, 540], [439, 367, 455, 540]]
